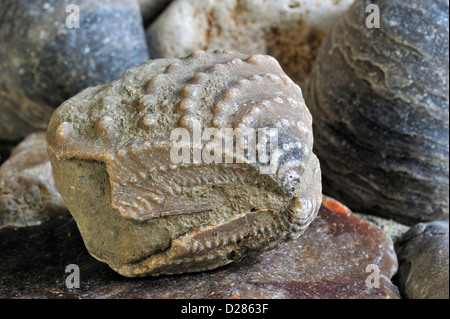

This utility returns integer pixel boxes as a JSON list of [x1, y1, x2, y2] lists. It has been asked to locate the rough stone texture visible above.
[[0, 197, 400, 299], [0, 132, 66, 229], [138, 0, 172, 26], [47, 50, 322, 277], [395, 221, 449, 299], [146, 0, 353, 86], [0, 0, 149, 141], [304, 0, 449, 225], [355, 212, 409, 243]]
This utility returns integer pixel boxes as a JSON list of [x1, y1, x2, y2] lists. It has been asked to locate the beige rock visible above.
[[146, 0, 353, 85], [0, 0, 149, 141], [303, 0, 449, 225], [47, 50, 321, 277], [0, 132, 66, 229]]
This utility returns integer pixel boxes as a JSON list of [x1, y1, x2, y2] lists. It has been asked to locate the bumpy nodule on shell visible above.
[[47, 50, 321, 277], [304, 0, 449, 225]]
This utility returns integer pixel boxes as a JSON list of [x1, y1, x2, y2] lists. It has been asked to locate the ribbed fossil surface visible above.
[[47, 50, 321, 277], [304, 0, 449, 225]]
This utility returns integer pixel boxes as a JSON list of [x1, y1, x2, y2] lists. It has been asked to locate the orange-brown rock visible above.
[[0, 197, 400, 299]]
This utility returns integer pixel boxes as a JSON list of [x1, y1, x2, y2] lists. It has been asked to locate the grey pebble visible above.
[[395, 220, 449, 299], [0, 0, 149, 141]]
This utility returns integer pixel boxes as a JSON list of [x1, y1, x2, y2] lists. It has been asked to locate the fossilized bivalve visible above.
[[47, 50, 322, 277]]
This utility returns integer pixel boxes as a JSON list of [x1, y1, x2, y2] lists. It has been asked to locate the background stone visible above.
[[146, 0, 353, 86], [304, 0, 449, 225], [0, 0, 149, 141], [395, 221, 449, 299], [0, 197, 400, 299], [46, 50, 323, 277]]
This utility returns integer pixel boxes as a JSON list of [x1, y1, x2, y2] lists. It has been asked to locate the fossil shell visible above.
[[146, 0, 354, 86], [304, 0, 449, 225], [47, 50, 321, 277]]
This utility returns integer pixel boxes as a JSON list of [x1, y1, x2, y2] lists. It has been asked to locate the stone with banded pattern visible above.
[[304, 0, 449, 225]]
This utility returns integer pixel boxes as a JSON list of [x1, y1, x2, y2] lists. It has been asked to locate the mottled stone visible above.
[[395, 221, 449, 299], [138, 0, 172, 25], [355, 212, 409, 243], [304, 0, 449, 225], [0, 0, 149, 141], [0, 197, 400, 299], [0, 132, 66, 229], [47, 50, 321, 277], [146, 0, 353, 85]]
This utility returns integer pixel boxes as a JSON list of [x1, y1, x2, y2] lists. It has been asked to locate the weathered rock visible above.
[[47, 50, 322, 277], [138, 0, 172, 25], [304, 0, 449, 225], [146, 0, 353, 85], [0, 0, 149, 141], [0, 132, 66, 229], [0, 197, 400, 299], [395, 221, 449, 299], [355, 212, 409, 243]]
